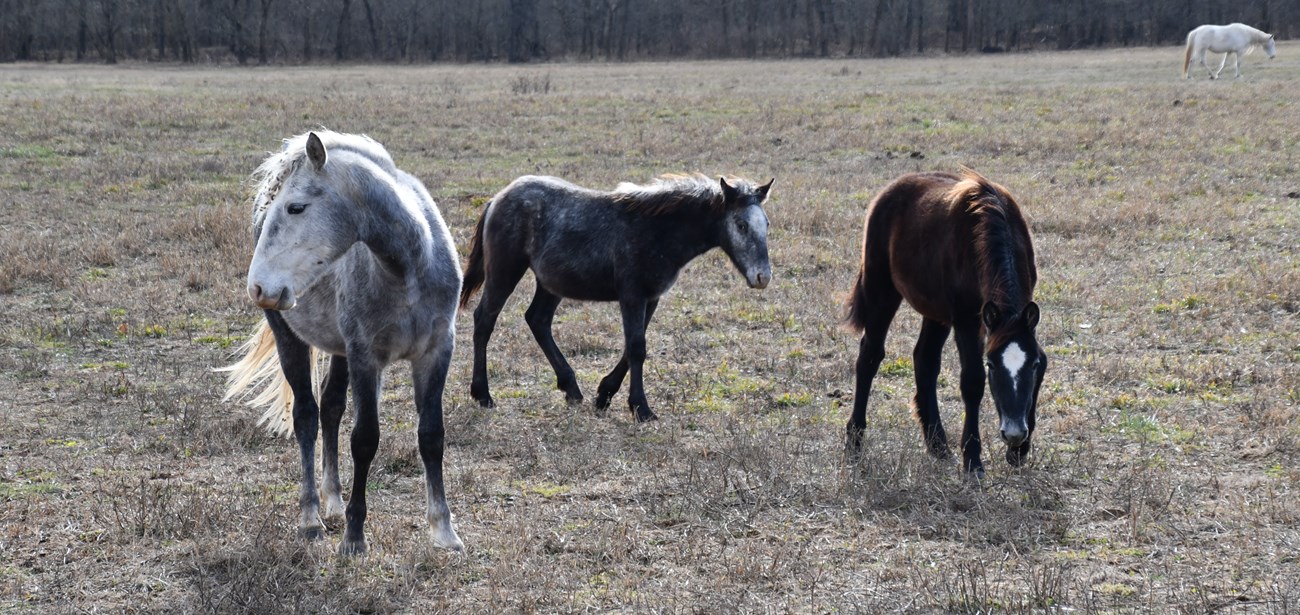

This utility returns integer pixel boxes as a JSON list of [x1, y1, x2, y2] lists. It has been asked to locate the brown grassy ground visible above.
[[1, 45, 1298, 613]]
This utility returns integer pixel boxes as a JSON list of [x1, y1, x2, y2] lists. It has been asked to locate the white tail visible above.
[[218, 320, 323, 438]]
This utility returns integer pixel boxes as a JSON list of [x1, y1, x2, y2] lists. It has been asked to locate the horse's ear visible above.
[[1022, 302, 1040, 329], [306, 132, 327, 171], [719, 177, 739, 202], [756, 178, 775, 203], [981, 302, 1001, 330]]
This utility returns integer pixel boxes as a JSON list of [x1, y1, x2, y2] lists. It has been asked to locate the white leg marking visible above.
[[1001, 342, 1026, 392]]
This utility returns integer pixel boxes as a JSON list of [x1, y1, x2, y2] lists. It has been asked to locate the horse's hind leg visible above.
[[338, 355, 382, 557], [469, 259, 528, 408], [264, 310, 325, 540], [413, 334, 464, 552], [524, 286, 583, 404], [1213, 52, 1228, 79], [844, 289, 902, 457], [953, 322, 987, 476], [318, 355, 349, 523], [912, 318, 953, 460], [595, 298, 658, 411]]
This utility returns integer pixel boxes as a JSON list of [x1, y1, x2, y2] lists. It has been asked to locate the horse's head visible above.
[[717, 177, 774, 290], [247, 132, 358, 311], [982, 301, 1046, 465], [1265, 34, 1276, 59]]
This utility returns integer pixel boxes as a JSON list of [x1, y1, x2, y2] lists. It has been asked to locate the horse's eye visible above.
[[736, 220, 749, 234], [287, 202, 309, 215]]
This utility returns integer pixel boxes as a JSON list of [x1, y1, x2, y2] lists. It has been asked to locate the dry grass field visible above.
[[1, 45, 1299, 613]]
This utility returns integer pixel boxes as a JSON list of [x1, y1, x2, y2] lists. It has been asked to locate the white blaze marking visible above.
[[1002, 342, 1026, 392]]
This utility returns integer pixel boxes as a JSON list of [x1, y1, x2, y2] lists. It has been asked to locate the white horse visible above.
[[1184, 23, 1276, 79], [222, 131, 464, 556]]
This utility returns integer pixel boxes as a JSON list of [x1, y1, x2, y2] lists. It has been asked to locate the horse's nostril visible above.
[[252, 284, 264, 300]]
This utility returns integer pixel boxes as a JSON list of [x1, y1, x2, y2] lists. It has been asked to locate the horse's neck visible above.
[[644, 208, 719, 266], [974, 216, 1029, 312], [355, 186, 436, 281], [1231, 24, 1265, 42]]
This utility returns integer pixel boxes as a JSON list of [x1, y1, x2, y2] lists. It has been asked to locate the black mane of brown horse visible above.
[[845, 169, 1046, 475]]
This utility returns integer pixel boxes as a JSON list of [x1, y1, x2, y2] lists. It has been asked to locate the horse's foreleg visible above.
[[339, 356, 381, 557], [1234, 52, 1242, 78], [318, 355, 349, 523], [596, 299, 659, 411], [264, 310, 325, 540], [953, 323, 987, 477], [617, 299, 656, 422], [912, 319, 952, 460], [844, 291, 901, 459], [525, 286, 582, 405], [414, 337, 464, 552]]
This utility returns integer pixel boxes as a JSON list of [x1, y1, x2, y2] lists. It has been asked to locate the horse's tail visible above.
[[1183, 31, 1194, 78], [217, 319, 322, 438], [459, 202, 490, 309], [843, 263, 872, 334]]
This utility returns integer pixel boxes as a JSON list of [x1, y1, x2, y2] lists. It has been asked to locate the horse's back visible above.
[[861, 171, 963, 259], [857, 171, 1033, 325]]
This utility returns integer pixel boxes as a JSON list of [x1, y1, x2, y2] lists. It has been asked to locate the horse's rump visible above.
[[845, 170, 1033, 332]]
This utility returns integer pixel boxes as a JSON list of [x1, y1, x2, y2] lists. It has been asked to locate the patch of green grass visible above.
[[195, 334, 239, 349], [0, 144, 57, 159], [513, 480, 571, 499], [878, 357, 913, 378], [774, 391, 813, 407]]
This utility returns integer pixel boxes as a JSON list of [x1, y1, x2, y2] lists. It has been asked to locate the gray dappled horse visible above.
[[460, 173, 774, 422], [844, 170, 1046, 477], [223, 131, 463, 556]]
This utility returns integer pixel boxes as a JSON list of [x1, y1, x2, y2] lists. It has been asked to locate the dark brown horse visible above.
[[844, 169, 1046, 476]]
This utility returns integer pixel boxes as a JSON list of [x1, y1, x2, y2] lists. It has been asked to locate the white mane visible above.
[[612, 173, 722, 199]]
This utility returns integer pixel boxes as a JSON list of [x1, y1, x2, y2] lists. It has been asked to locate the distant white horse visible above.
[[1184, 23, 1276, 79]]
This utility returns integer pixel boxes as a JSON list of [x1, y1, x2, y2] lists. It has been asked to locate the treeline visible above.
[[1, 0, 1294, 64]]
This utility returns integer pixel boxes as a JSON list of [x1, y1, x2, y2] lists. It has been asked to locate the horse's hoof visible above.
[[320, 496, 346, 523], [633, 408, 658, 423], [565, 391, 584, 406], [925, 443, 954, 461], [431, 528, 465, 553], [963, 466, 987, 488], [337, 537, 367, 557], [300, 525, 326, 541], [594, 393, 613, 411], [473, 394, 495, 409]]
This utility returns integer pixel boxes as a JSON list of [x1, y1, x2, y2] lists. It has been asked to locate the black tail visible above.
[[843, 265, 871, 333], [459, 205, 489, 309]]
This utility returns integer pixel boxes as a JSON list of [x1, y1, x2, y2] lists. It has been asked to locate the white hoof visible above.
[[321, 493, 346, 523], [428, 513, 465, 552], [431, 524, 465, 552]]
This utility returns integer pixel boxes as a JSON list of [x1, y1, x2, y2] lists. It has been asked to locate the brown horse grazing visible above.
[[844, 169, 1046, 476]]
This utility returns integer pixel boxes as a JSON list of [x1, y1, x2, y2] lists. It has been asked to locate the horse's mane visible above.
[[611, 173, 740, 217], [946, 169, 1033, 340], [249, 130, 395, 232]]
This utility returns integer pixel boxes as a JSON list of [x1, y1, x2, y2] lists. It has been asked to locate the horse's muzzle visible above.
[[249, 283, 297, 311], [748, 270, 772, 290], [1000, 423, 1028, 448]]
